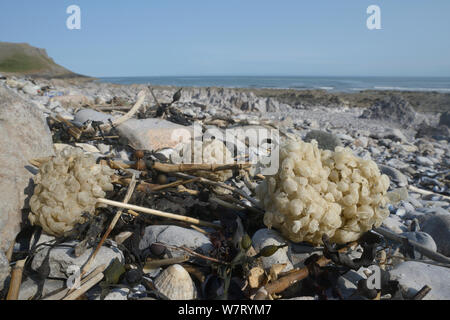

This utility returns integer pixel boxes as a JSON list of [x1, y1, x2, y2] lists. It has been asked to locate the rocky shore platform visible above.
[[0, 74, 449, 300]]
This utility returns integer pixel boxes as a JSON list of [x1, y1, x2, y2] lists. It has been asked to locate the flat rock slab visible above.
[[18, 278, 65, 300], [74, 108, 115, 124], [0, 86, 54, 252], [74, 109, 192, 151], [119, 118, 192, 151], [389, 261, 450, 300], [31, 241, 124, 278], [139, 225, 214, 258]]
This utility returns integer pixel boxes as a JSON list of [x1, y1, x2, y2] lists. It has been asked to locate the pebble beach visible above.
[[0, 74, 449, 300]]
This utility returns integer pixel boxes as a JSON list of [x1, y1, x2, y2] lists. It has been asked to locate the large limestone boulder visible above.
[[304, 130, 343, 151], [360, 95, 420, 128], [0, 86, 54, 252], [31, 240, 124, 278]]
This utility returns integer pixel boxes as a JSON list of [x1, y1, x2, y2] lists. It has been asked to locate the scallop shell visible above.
[[154, 264, 197, 300]]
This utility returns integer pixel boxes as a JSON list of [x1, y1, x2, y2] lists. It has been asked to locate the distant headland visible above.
[[0, 41, 91, 79]]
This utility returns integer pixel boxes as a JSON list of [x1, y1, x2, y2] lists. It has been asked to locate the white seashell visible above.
[[154, 264, 197, 300]]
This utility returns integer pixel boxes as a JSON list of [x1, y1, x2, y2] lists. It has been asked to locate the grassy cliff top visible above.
[[0, 42, 89, 79]]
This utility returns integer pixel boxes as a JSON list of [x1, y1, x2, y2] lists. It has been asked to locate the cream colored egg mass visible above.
[[28, 147, 115, 236], [256, 138, 390, 245], [183, 139, 234, 181]]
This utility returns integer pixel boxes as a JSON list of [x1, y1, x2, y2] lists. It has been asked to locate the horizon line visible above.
[[96, 74, 450, 78]]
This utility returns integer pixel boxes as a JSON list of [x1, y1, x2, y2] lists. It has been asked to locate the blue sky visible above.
[[1, 1, 449, 77]]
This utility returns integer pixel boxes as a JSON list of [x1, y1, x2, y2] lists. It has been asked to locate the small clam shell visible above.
[[154, 264, 197, 300]]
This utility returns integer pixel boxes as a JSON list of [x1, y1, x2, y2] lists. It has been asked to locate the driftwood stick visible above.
[[6, 259, 26, 300], [210, 195, 245, 211], [408, 185, 450, 201], [215, 193, 262, 214], [253, 242, 358, 300], [412, 285, 432, 300], [241, 170, 257, 192], [126, 209, 140, 217], [148, 86, 162, 108], [79, 264, 107, 284], [153, 162, 251, 173], [181, 246, 229, 265], [114, 176, 197, 193], [97, 198, 221, 229], [64, 177, 136, 297], [143, 255, 190, 271], [108, 161, 251, 177], [176, 185, 200, 196], [253, 256, 330, 300], [6, 242, 14, 262], [99, 90, 147, 131], [62, 273, 104, 300], [44, 264, 107, 300], [189, 224, 209, 235], [90, 135, 119, 140], [150, 178, 200, 192], [55, 114, 83, 140], [80, 174, 137, 278], [160, 244, 230, 265], [374, 227, 450, 264], [173, 172, 263, 211], [102, 160, 132, 170], [111, 176, 155, 193]]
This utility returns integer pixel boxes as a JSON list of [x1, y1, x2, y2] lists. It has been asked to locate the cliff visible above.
[[0, 42, 89, 79]]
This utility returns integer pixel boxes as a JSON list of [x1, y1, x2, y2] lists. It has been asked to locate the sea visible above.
[[99, 76, 450, 93]]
